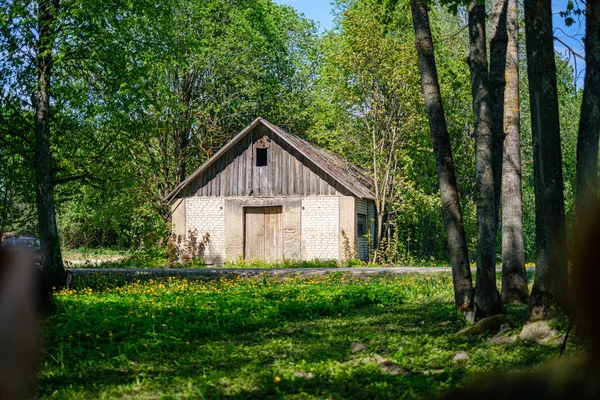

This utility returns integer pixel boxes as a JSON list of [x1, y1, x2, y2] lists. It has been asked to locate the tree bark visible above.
[[524, 0, 568, 321], [490, 0, 508, 232], [468, 1, 503, 318], [501, 0, 529, 304], [34, 0, 65, 288], [575, 0, 600, 218], [411, 0, 474, 312]]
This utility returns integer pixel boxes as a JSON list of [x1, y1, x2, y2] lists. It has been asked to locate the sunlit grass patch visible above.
[[38, 273, 576, 399]]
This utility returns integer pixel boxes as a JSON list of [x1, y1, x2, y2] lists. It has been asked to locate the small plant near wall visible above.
[[341, 229, 358, 261], [178, 229, 210, 263]]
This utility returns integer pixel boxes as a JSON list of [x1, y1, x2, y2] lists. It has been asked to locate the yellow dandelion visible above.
[[274, 376, 281, 383]]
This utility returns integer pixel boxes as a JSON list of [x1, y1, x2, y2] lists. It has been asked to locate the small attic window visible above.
[[256, 148, 268, 167]]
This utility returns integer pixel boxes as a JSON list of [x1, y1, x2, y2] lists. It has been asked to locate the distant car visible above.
[[1, 237, 42, 265]]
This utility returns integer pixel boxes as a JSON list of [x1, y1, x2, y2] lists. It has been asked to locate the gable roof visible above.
[[165, 117, 375, 201]]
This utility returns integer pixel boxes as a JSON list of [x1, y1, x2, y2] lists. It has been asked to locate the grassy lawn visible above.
[[38, 273, 576, 399]]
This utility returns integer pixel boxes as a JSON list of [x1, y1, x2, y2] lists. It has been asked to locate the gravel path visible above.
[[70, 266, 534, 280]]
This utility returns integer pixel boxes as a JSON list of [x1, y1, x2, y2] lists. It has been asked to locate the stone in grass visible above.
[[422, 369, 446, 376], [351, 342, 367, 353], [456, 314, 514, 336], [519, 320, 559, 344], [452, 351, 470, 362], [487, 335, 517, 346], [292, 372, 314, 379], [374, 354, 411, 376]]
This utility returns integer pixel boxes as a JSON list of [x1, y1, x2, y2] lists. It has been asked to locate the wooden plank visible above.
[[236, 144, 243, 196], [273, 142, 280, 196], [290, 156, 296, 194], [310, 170, 318, 195], [288, 147, 293, 195], [281, 149, 288, 195], [320, 171, 328, 195], [297, 156, 303, 194], [254, 149, 262, 196], [244, 208, 265, 260], [268, 141, 275, 196], [264, 206, 282, 262], [303, 163, 310, 196], [231, 150, 238, 196], [220, 157, 227, 196], [246, 133, 253, 196], [260, 162, 268, 196]]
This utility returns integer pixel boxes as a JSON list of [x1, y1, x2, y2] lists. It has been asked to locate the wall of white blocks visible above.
[[301, 196, 340, 260], [185, 197, 226, 264]]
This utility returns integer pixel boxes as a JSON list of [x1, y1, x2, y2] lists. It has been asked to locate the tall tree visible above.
[[500, 0, 528, 304], [490, 0, 508, 229], [576, 0, 600, 217], [467, 1, 502, 317], [411, 0, 474, 312], [524, 0, 568, 320], [33, 0, 65, 286]]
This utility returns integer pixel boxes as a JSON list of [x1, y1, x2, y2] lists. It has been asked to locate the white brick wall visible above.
[[301, 196, 340, 260], [185, 197, 225, 264]]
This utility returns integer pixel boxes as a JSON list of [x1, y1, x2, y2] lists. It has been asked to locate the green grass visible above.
[[38, 273, 578, 399]]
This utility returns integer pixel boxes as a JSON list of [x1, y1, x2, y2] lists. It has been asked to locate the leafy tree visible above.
[[317, 0, 426, 262]]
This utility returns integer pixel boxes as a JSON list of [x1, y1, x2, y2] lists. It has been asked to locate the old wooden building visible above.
[[166, 117, 376, 265]]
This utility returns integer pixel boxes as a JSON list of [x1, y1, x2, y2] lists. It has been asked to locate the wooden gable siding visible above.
[[178, 125, 352, 198]]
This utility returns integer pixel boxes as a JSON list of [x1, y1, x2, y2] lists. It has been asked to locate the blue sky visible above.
[[274, 0, 586, 86]]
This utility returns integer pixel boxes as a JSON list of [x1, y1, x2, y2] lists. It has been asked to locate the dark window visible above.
[[256, 148, 268, 167], [357, 213, 367, 235]]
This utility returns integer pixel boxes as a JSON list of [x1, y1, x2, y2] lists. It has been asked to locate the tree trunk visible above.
[[34, 0, 65, 288], [524, 0, 568, 321], [468, 1, 503, 318], [501, 0, 529, 304], [490, 0, 508, 232], [575, 0, 600, 217], [410, 0, 474, 312]]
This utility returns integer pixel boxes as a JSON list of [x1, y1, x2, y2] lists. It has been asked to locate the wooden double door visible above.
[[244, 206, 283, 262]]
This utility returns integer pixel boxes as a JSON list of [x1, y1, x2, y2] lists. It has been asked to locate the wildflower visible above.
[[274, 376, 281, 383]]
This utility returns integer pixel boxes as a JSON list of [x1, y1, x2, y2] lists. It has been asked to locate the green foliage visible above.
[[38, 273, 579, 398]]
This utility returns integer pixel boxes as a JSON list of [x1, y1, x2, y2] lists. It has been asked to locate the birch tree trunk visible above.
[[524, 0, 568, 321], [576, 0, 600, 217], [501, 0, 529, 304], [468, 1, 503, 317], [411, 0, 474, 312], [34, 0, 66, 287]]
